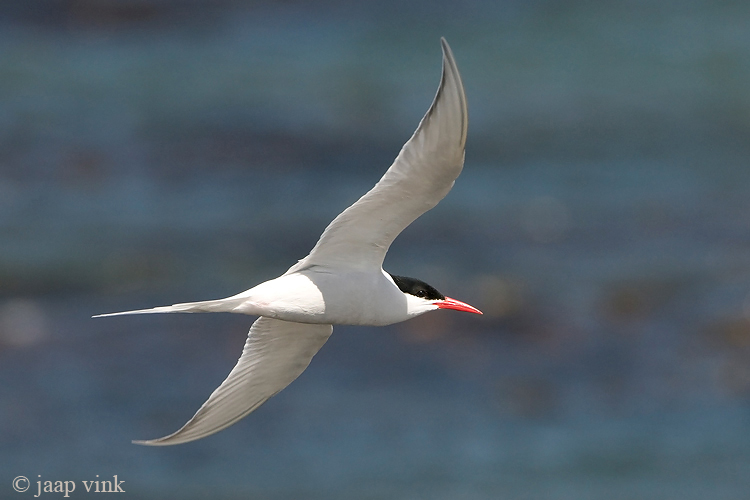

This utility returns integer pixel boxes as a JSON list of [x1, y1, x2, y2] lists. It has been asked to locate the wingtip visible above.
[[435, 37, 467, 150], [132, 438, 171, 447], [439, 38, 449, 61], [439, 37, 455, 62], [132, 430, 192, 446], [440, 36, 449, 51]]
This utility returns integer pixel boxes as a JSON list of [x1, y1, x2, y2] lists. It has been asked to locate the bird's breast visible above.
[[234, 270, 409, 326]]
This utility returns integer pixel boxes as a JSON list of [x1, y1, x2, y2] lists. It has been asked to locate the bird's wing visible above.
[[286, 38, 467, 274], [134, 317, 332, 446]]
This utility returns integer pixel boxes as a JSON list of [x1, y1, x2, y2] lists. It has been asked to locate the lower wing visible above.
[[134, 317, 333, 446]]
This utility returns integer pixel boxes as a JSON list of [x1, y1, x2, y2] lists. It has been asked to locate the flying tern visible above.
[[95, 38, 481, 446]]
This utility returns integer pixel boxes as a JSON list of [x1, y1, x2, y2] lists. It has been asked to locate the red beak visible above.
[[435, 297, 483, 315]]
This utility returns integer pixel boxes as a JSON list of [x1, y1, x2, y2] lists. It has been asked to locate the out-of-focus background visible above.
[[2, 1, 750, 498]]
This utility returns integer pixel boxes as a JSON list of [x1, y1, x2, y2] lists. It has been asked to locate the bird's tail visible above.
[[92, 297, 241, 318]]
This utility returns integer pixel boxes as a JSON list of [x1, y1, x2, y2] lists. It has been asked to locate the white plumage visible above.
[[133, 318, 332, 446], [95, 38, 480, 446]]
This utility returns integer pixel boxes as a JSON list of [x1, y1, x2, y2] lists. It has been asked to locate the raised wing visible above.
[[134, 317, 332, 446], [287, 38, 467, 274]]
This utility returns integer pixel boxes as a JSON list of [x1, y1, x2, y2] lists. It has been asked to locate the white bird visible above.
[[95, 38, 481, 446]]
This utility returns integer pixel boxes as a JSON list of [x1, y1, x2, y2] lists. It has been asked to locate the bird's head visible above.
[[389, 274, 482, 317]]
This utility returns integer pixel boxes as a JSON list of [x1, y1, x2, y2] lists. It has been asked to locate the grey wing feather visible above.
[[134, 317, 332, 446], [287, 38, 467, 273]]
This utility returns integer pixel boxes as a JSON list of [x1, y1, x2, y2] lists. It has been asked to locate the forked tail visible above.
[[92, 297, 240, 318]]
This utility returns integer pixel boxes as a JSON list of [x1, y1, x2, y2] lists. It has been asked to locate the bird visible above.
[[94, 38, 481, 446]]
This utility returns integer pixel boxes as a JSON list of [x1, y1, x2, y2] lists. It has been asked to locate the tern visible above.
[[95, 38, 481, 446]]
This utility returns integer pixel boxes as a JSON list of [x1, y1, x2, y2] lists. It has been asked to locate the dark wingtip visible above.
[[436, 37, 467, 150]]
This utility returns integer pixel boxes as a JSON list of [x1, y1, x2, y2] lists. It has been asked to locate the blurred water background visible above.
[[2, 1, 750, 498]]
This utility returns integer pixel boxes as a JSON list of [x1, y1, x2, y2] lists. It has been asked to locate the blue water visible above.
[[2, 1, 750, 498]]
